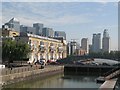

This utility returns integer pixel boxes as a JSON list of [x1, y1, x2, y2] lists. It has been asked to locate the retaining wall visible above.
[[0, 65, 64, 85]]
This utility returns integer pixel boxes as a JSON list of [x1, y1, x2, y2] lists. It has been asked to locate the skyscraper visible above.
[[20, 25, 36, 34], [92, 33, 101, 52], [54, 31, 66, 40], [42, 27, 54, 37], [4, 18, 20, 32], [70, 41, 77, 55], [33, 23, 44, 35], [81, 38, 89, 54], [102, 29, 110, 52]]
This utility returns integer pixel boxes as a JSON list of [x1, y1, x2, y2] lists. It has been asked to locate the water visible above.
[[3, 73, 101, 88]]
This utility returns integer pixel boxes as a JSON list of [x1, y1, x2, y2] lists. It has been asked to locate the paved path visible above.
[[99, 78, 118, 90]]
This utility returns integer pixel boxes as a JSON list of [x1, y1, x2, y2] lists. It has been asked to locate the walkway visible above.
[[99, 78, 118, 90]]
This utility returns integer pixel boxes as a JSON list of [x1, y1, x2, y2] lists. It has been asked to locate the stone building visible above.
[[15, 32, 67, 63]]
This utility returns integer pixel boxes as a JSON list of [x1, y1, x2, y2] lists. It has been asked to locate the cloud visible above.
[[45, 14, 93, 26], [2, 2, 93, 27]]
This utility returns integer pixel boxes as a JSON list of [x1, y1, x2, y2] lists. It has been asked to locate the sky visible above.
[[1, 0, 119, 51]]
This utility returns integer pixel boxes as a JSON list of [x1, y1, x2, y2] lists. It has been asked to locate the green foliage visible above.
[[89, 51, 120, 61], [2, 39, 30, 62]]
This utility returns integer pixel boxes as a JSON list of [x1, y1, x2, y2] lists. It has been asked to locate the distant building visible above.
[[92, 33, 101, 52], [20, 25, 36, 35], [4, 18, 20, 32], [15, 32, 67, 63], [67, 40, 82, 56], [54, 31, 66, 40], [2, 29, 19, 37], [76, 48, 86, 56], [81, 38, 89, 54], [67, 42, 71, 56], [42, 27, 54, 37], [67, 41, 77, 55], [33, 23, 44, 36], [102, 29, 110, 52], [89, 44, 92, 53]]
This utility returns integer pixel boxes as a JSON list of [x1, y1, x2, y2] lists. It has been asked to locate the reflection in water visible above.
[[3, 73, 102, 88]]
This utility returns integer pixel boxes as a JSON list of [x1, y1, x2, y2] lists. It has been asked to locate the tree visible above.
[[2, 39, 30, 64]]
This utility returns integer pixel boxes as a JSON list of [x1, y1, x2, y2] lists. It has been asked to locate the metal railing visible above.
[[105, 69, 120, 80]]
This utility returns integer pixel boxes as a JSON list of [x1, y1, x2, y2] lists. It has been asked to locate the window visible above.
[[40, 41, 44, 45]]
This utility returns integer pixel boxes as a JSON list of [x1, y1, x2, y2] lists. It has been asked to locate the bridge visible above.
[[99, 78, 118, 90], [98, 67, 120, 90], [97, 66, 120, 82], [105, 69, 120, 80]]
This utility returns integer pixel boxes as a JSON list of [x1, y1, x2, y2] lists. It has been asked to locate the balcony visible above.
[[39, 45, 46, 53], [49, 46, 55, 53], [58, 47, 63, 53]]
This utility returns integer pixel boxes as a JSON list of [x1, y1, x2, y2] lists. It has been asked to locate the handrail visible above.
[[105, 69, 120, 80], [102, 66, 119, 77]]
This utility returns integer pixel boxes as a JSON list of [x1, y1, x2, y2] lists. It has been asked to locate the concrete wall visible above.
[[1, 66, 64, 85]]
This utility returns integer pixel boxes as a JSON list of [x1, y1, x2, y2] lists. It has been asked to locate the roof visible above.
[[9, 17, 19, 22]]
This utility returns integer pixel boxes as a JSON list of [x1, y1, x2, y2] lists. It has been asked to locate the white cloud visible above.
[[45, 14, 93, 26], [2, 2, 93, 27]]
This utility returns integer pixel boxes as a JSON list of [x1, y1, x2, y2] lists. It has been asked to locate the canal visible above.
[[2, 59, 120, 89], [3, 73, 102, 89]]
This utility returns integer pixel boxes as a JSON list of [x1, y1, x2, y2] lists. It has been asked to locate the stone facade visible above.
[[15, 33, 67, 63]]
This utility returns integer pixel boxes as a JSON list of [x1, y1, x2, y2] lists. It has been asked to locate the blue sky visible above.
[[1, 1, 118, 50]]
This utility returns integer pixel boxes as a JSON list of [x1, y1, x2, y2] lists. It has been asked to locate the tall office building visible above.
[[33, 23, 44, 35], [67, 41, 77, 56], [102, 29, 110, 52], [42, 27, 54, 37], [92, 33, 101, 52], [70, 41, 77, 55], [67, 42, 71, 56], [54, 31, 66, 40], [20, 25, 36, 34], [81, 38, 89, 54], [4, 18, 20, 32]]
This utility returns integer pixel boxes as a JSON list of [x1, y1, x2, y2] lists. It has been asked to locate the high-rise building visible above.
[[89, 44, 92, 53], [102, 29, 110, 52], [81, 38, 89, 54], [67, 42, 71, 56], [42, 27, 54, 37], [20, 25, 36, 34], [92, 33, 101, 52], [70, 41, 77, 55], [54, 31, 66, 40], [4, 18, 20, 32], [33, 23, 44, 35]]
